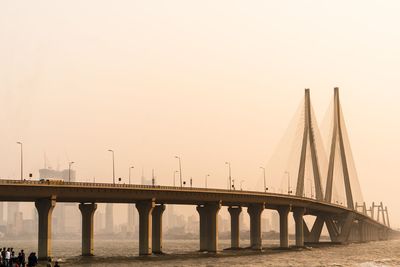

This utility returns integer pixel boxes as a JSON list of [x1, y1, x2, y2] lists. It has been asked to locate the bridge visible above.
[[0, 88, 395, 259]]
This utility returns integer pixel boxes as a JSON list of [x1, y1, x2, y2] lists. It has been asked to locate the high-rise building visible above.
[[39, 168, 76, 182], [64, 204, 80, 233], [94, 211, 105, 233], [127, 205, 135, 233], [105, 203, 114, 234], [271, 212, 279, 232], [7, 202, 19, 225]]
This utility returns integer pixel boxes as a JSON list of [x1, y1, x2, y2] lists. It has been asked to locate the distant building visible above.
[[7, 211, 23, 236], [7, 202, 19, 226], [105, 203, 114, 234], [187, 214, 199, 234], [271, 212, 279, 232], [127, 205, 135, 233], [94, 211, 105, 233], [218, 215, 229, 233], [261, 217, 270, 233], [39, 167, 76, 182]]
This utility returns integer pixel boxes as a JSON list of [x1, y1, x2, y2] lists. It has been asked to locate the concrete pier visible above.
[[136, 200, 155, 255], [247, 204, 264, 250], [206, 203, 221, 252], [197, 202, 221, 252], [79, 203, 97, 256], [152, 204, 166, 254], [35, 196, 56, 260], [278, 206, 290, 248], [228, 206, 242, 249], [293, 208, 305, 247]]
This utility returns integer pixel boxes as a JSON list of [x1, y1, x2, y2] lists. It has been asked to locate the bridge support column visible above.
[[136, 200, 155, 255], [196, 202, 221, 253], [206, 202, 221, 253], [79, 203, 97, 256], [293, 208, 305, 247], [368, 225, 372, 241], [278, 206, 290, 248], [196, 205, 208, 251], [228, 206, 242, 249], [358, 221, 366, 242], [152, 204, 166, 254], [35, 196, 56, 260], [247, 204, 264, 250]]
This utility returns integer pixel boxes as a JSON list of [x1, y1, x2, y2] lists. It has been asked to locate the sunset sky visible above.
[[1, 1, 400, 227]]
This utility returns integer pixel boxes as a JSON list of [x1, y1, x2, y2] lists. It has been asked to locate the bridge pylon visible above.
[[325, 87, 355, 209], [295, 89, 324, 201]]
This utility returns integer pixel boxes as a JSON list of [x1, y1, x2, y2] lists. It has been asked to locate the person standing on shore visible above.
[[46, 257, 52, 267], [18, 250, 25, 267], [5, 248, 11, 267], [27, 253, 37, 267]]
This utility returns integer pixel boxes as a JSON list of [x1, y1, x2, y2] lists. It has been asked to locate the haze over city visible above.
[[0, 1, 400, 266]]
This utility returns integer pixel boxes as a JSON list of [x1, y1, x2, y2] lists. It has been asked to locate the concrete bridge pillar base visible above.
[[152, 204, 166, 254], [247, 204, 264, 250], [35, 196, 56, 260], [136, 200, 155, 255], [79, 203, 97, 256], [293, 208, 305, 247], [197, 202, 221, 253], [228, 206, 242, 249], [196, 205, 208, 251], [278, 206, 290, 248]]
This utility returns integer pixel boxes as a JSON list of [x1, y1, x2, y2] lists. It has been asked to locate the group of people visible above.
[[0, 248, 60, 267]]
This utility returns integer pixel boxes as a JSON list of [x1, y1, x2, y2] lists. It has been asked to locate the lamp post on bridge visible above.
[[16, 142, 23, 181], [68, 161, 75, 182], [175, 156, 183, 188], [108, 149, 115, 184], [260, 166, 267, 192], [285, 171, 292, 195], [129, 166, 134, 185], [225, 162, 232, 190], [173, 170, 178, 187]]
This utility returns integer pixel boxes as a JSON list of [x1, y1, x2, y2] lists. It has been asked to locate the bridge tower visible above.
[[325, 87, 354, 209], [296, 89, 324, 200]]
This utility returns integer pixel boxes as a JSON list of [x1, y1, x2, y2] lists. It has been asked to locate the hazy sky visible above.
[[1, 1, 400, 227]]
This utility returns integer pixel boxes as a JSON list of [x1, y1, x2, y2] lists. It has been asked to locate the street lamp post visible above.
[[205, 174, 210, 188], [16, 142, 23, 181], [173, 170, 178, 187], [175, 156, 182, 187], [225, 162, 232, 190], [129, 166, 134, 185], [68, 161, 75, 182], [260, 167, 267, 192], [108, 150, 115, 184], [285, 171, 292, 195]]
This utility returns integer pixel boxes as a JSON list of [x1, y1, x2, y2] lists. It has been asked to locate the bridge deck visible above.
[[0, 179, 387, 229]]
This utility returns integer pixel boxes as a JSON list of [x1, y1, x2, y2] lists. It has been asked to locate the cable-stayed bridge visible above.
[[0, 88, 395, 260]]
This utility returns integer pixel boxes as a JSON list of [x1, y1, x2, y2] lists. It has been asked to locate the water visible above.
[[3, 239, 400, 266]]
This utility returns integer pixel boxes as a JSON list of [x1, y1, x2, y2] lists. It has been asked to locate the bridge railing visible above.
[[0, 178, 298, 197]]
